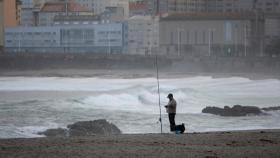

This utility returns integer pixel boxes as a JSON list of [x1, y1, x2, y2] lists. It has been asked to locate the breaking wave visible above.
[[0, 76, 280, 138]]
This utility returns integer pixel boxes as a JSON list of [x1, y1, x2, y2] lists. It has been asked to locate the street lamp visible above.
[[234, 24, 238, 56], [18, 33, 21, 53], [244, 24, 248, 57], [208, 28, 215, 56], [17, 32, 23, 53], [177, 28, 185, 56], [150, 18, 158, 55], [106, 27, 110, 54], [107, 23, 112, 55]]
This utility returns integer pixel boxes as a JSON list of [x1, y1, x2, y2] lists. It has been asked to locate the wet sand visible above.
[[0, 130, 279, 158]]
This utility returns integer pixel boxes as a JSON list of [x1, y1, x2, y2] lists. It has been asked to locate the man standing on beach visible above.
[[165, 93, 177, 132]]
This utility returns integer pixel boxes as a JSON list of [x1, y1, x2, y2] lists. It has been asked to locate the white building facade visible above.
[[264, 14, 280, 45], [110, 0, 129, 19], [75, 0, 110, 15], [167, 0, 280, 13], [5, 23, 127, 53], [159, 15, 255, 57], [20, 0, 35, 26], [255, 0, 280, 13], [74, 0, 129, 18], [128, 16, 159, 55]]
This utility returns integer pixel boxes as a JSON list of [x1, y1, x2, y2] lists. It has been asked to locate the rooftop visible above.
[[41, 2, 91, 12], [54, 15, 100, 22], [129, 1, 147, 10], [129, 15, 159, 21], [160, 12, 260, 21]]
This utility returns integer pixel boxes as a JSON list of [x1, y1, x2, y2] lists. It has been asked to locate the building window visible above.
[[186, 31, 190, 44], [194, 31, 198, 45], [211, 30, 214, 43], [203, 31, 206, 44], [170, 31, 174, 45]]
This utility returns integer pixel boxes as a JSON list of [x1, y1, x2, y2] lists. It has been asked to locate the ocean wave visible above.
[[0, 76, 280, 138]]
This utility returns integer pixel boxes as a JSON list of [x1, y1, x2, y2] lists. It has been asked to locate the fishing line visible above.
[[155, 53, 162, 134]]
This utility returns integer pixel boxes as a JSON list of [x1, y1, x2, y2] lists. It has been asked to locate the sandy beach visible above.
[[0, 130, 279, 158]]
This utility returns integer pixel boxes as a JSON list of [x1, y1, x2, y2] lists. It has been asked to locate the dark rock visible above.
[[205, 156, 218, 158], [39, 119, 121, 137], [259, 139, 275, 144], [261, 106, 280, 112], [202, 105, 262, 116], [202, 107, 224, 116], [67, 119, 121, 136], [38, 128, 68, 137], [224, 106, 230, 110]]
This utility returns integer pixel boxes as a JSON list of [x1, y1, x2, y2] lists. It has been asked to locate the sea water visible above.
[[0, 76, 280, 138]]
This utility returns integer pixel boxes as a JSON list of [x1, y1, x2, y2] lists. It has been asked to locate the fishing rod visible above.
[[155, 53, 162, 134]]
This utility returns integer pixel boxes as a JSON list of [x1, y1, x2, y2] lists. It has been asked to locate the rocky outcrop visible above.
[[67, 119, 121, 136], [202, 105, 262, 116], [38, 128, 68, 137], [261, 106, 280, 112], [38, 119, 121, 137]]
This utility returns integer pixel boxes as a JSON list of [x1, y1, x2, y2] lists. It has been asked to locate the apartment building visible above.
[[129, 1, 148, 16], [0, 0, 20, 50], [101, 7, 126, 23], [128, 16, 159, 55], [53, 15, 100, 25], [167, 0, 280, 13], [129, 0, 167, 16], [255, 0, 280, 13], [109, 0, 129, 18], [264, 14, 280, 45], [3, 0, 19, 27], [0, 0, 3, 51], [5, 26, 60, 52], [38, 1, 92, 26], [168, 0, 206, 13], [75, 0, 110, 15], [159, 13, 263, 57], [168, 0, 253, 13], [20, 0, 35, 26], [5, 23, 127, 53]]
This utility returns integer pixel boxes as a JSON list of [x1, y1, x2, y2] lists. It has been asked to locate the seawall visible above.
[[0, 53, 279, 74]]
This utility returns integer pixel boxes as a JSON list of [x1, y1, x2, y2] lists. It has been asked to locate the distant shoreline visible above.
[[0, 129, 279, 158], [0, 68, 280, 80], [0, 53, 279, 78]]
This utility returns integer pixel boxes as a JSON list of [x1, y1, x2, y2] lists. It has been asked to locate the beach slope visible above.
[[0, 130, 280, 158]]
